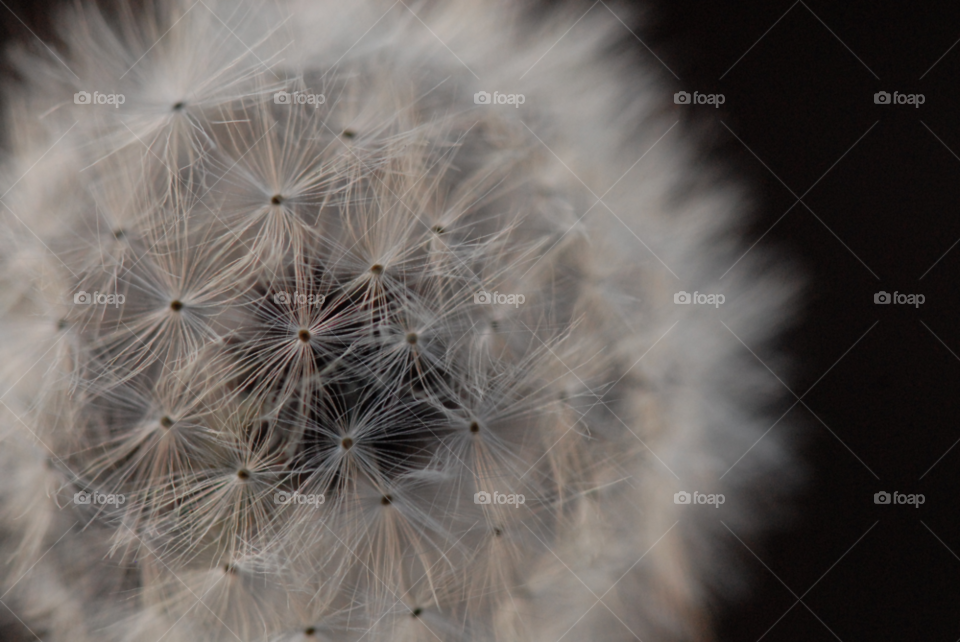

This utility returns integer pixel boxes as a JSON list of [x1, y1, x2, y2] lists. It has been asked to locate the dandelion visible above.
[[0, 1, 796, 640]]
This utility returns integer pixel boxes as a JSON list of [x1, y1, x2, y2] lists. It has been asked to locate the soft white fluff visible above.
[[0, 1, 798, 640]]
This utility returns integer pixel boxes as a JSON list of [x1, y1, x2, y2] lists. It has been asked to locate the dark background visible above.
[[1, 1, 958, 640], [641, 2, 960, 640]]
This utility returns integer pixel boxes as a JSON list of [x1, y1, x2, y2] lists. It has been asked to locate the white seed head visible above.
[[0, 1, 798, 640]]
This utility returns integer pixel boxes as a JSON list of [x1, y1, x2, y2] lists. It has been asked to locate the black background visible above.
[[641, 2, 960, 640], [1, 1, 958, 640]]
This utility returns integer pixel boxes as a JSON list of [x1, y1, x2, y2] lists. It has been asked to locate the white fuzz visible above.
[[0, 1, 797, 640]]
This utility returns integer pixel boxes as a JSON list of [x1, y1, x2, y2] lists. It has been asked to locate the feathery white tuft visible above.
[[0, 1, 798, 640]]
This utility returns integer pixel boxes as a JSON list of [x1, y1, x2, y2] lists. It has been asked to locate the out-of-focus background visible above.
[[636, 2, 960, 639], [1, 1, 958, 640]]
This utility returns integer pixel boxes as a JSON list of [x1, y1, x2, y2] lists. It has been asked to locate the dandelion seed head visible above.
[[0, 0, 797, 640]]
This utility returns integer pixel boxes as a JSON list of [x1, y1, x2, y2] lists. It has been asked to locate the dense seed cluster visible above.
[[0, 1, 795, 641]]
